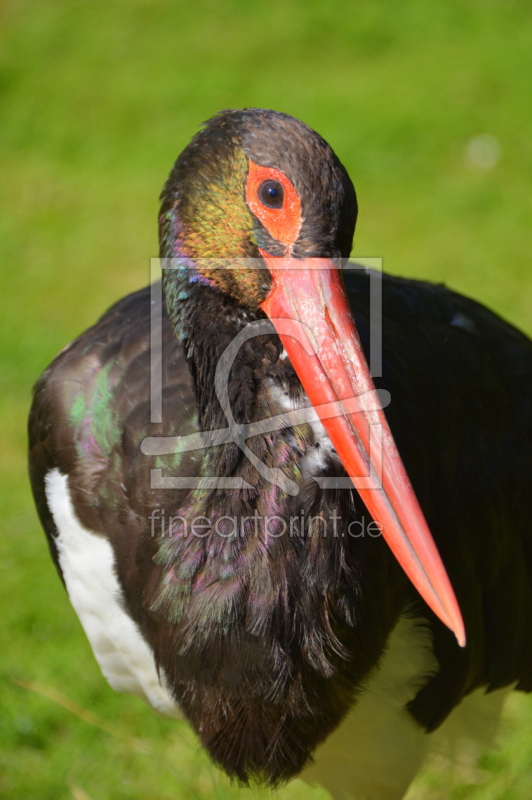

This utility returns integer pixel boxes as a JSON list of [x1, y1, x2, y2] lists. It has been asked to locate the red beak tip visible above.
[[454, 624, 467, 649], [443, 604, 466, 647]]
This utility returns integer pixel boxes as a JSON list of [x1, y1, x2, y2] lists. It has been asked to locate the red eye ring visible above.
[[246, 159, 302, 250]]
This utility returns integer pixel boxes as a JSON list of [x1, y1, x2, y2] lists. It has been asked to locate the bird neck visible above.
[[163, 265, 269, 427]]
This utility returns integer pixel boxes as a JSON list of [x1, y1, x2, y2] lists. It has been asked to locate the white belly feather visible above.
[[45, 468, 180, 717]]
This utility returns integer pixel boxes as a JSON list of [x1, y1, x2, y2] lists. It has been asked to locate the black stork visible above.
[[28, 109, 532, 800]]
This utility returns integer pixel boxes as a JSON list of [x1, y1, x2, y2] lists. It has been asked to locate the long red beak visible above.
[[260, 255, 466, 647]]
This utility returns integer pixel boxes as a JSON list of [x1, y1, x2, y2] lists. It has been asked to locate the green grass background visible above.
[[1, 1, 531, 797]]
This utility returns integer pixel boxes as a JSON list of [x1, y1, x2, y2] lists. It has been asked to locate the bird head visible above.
[[159, 108, 356, 305], [158, 108, 465, 647]]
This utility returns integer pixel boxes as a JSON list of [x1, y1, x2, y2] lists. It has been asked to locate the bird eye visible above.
[[258, 180, 284, 209]]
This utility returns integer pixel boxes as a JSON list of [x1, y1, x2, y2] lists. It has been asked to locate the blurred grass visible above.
[[1, 0, 531, 798]]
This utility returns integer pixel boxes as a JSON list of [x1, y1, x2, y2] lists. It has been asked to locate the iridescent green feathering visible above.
[[159, 126, 270, 310]]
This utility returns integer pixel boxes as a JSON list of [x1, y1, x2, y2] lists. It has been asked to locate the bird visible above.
[[28, 108, 532, 800]]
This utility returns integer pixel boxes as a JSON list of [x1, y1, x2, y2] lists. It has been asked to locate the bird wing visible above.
[[28, 283, 199, 614], [344, 268, 532, 730]]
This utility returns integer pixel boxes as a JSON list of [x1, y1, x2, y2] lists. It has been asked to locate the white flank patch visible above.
[[45, 468, 180, 718], [303, 615, 512, 800]]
